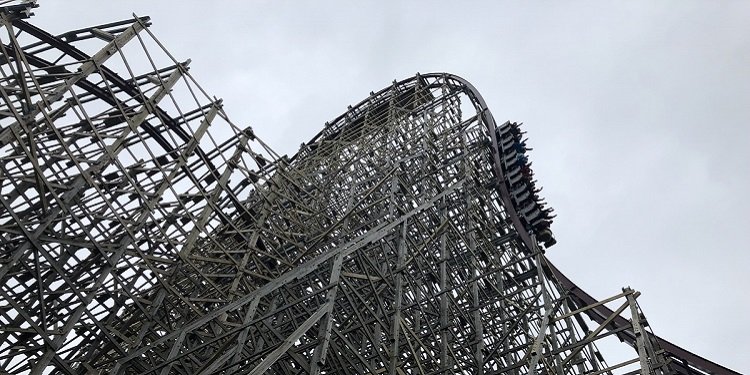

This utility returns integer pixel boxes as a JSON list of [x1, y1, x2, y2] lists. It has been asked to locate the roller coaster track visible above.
[[451, 74, 740, 375], [0, 3, 741, 374]]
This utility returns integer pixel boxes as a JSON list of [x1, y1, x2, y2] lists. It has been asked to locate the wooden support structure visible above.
[[0, 3, 739, 375]]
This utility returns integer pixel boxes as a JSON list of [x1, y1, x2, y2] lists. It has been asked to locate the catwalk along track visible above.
[[0, 3, 741, 375]]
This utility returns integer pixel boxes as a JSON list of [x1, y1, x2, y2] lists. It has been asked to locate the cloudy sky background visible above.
[[34, 1, 749, 372]]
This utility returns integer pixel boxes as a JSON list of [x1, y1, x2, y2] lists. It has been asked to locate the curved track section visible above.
[[0, 6, 274, 373], [453, 73, 740, 375], [0, 4, 740, 374]]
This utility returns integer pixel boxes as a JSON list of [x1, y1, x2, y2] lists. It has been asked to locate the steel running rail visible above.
[[292, 71, 741, 375], [445, 73, 740, 375], [290, 71, 740, 375]]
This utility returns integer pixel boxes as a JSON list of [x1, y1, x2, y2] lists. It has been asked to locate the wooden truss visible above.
[[0, 3, 739, 375]]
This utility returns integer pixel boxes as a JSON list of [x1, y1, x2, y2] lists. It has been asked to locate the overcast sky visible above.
[[34, 1, 749, 372]]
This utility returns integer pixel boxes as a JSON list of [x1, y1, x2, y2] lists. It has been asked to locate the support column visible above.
[[309, 253, 344, 374], [27, 64, 190, 375], [388, 222, 407, 375]]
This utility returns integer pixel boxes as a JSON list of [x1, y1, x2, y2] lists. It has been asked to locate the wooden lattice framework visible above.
[[0, 3, 740, 375]]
